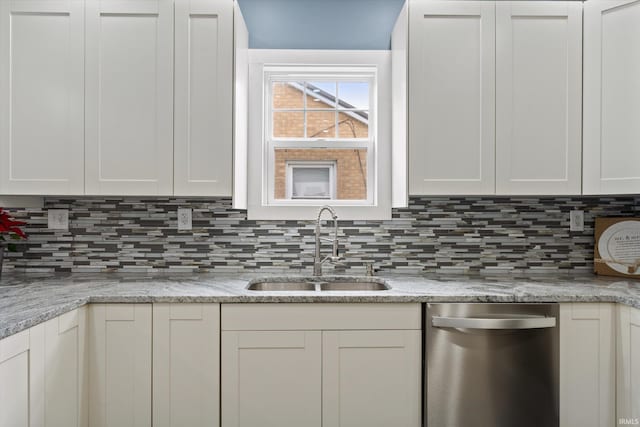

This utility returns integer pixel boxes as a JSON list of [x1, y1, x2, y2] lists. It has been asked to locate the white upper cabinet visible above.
[[409, 0, 584, 196], [409, 0, 496, 195], [0, 0, 85, 195], [174, 0, 233, 196], [583, 0, 640, 195], [496, 2, 582, 195], [84, 0, 174, 196]]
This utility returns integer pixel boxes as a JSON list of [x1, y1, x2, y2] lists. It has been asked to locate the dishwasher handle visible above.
[[431, 315, 556, 330]]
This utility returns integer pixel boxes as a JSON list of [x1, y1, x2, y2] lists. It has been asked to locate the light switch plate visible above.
[[48, 209, 69, 231], [177, 208, 192, 231], [570, 210, 584, 232]]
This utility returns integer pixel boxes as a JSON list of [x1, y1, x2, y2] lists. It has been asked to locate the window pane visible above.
[[306, 82, 337, 109], [291, 167, 332, 199], [273, 111, 304, 138], [338, 82, 369, 110], [274, 148, 367, 201], [272, 82, 304, 109], [306, 111, 336, 138], [337, 111, 369, 139]]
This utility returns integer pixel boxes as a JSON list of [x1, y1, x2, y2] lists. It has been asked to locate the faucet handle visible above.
[[364, 262, 376, 276]]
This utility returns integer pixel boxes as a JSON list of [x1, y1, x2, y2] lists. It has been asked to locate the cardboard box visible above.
[[594, 217, 640, 279]]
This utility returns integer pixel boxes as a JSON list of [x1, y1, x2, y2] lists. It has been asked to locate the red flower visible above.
[[0, 208, 27, 240]]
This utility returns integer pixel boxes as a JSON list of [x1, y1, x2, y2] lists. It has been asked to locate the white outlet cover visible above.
[[177, 208, 192, 231], [570, 210, 584, 232], [48, 209, 69, 230]]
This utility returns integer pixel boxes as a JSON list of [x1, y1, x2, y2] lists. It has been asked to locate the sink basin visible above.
[[246, 277, 390, 292], [246, 281, 315, 291], [320, 281, 389, 291]]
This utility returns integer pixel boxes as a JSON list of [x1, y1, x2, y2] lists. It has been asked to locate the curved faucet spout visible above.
[[314, 206, 340, 276]]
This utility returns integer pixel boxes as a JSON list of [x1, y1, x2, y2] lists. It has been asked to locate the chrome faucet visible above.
[[313, 205, 342, 276]]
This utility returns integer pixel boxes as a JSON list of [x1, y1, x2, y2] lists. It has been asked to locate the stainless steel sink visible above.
[[319, 281, 389, 291], [246, 277, 390, 292], [246, 281, 315, 291]]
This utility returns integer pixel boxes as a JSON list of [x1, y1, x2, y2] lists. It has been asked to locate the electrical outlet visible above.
[[177, 208, 192, 231], [570, 210, 584, 232], [48, 209, 69, 231]]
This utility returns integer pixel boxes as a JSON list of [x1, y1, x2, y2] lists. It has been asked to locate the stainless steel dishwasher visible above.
[[425, 303, 559, 427]]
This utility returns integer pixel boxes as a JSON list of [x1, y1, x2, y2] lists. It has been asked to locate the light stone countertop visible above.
[[0, 272, 639, 340]]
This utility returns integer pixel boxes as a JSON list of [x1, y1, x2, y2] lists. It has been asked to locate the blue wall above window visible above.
[[237, 0, 406, 50]]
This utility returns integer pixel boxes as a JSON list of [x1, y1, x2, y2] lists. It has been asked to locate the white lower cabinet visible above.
[[0, 329, 30, 427], [617, 305, 640, 424], [322, 330, 421, 427], [221, 304, 422, 427], [153, 303, 220, 427], [222, 330, 322, 427], [30, 307, 88, 427], [559, 303, 616, 427], [88, 304, 152, 427], [88, 303, 221, 427], [0, 307, 87, 427]]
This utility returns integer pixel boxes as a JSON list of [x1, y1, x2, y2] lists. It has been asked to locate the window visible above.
[[287, 161, 336, 199], [247, 50, 392, 220], [265, 67, 376, 206]]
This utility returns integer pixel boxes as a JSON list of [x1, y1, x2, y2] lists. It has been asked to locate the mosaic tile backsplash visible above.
[[2, 196, 638, 274]]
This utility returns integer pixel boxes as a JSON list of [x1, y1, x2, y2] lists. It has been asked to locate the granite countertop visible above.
[[0, 272, 639, 340]]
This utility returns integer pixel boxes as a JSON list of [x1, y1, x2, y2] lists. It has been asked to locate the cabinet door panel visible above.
[[221, 330, 322, 427], [322, 330, 421, 427], [153, 303, 220, 427], [618, 305, 640, 422], [89, 304, 152, 427], [85, 0, 173, 195], [0, 0, 84, 194], [174, 0, 233, 196], [30, 308, 85, 427], [496, 1, 582, 195], [409, 0, 495, 195], [0, 330, 30, 427], [560, 303, 615, 427], [584, 0, 640, 194]]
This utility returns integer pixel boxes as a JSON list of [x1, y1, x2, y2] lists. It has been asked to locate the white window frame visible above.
[[247, 50, 392, 220], [286, 161, 337, 200]]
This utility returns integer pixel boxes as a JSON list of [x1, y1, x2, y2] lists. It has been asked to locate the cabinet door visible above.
[[409, 0, 496, 195], [153, 304, 220, 427], [617, 305, 640, 423], [0, 330, 30, 427], [174, 0, 233, 196], [85, 0, 173, 196], [0, 0, 84, 195], [89, 304, 152, 427], [221, 330, 322, 427], [559, 303, 615, 427], [30, 307, 87, 427], [583, 0, 640, 195], [322, 330, 421, 427], [496, 2, 582, 195]]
